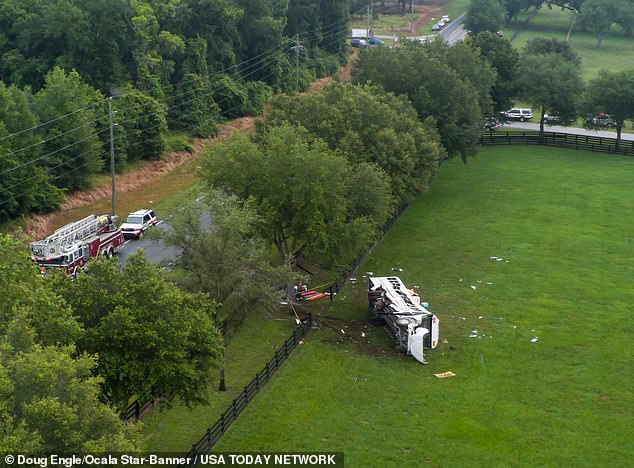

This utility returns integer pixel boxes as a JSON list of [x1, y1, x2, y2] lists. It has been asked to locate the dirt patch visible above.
[[383, 2, 447, 37], [308, 49, 358, 93], [310, 314, 400, 359], [23, 117, 255, 239]]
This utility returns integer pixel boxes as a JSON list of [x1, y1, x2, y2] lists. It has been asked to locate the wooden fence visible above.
[[177, 316, 313, 467], [480, 130, 634, 157]]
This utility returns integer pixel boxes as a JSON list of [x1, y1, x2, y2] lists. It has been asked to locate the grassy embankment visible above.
[[206, 145, 634, 466]]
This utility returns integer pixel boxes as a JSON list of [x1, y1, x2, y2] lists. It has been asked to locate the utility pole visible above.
[[291, 34, 304, 93], [366, 5, 370, 45], [108, 96, 116, 216]]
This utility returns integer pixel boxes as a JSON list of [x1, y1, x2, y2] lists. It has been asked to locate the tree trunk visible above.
[[566, 13, 577, 42], [597, 30, 603, 48], [539, 106, 545, 144], [616, 124, 622, 152], [218, 364, 226, 391]]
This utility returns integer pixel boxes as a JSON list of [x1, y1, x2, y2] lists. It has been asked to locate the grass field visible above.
[[504, 7, 634, 80], [211, 146, 634, 466]]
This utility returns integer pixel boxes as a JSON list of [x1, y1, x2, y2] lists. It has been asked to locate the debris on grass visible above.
[[355, 377, 367, 382], [361, 332, 366, 337], [434, 371, 456, 379], [478, 316, 483, 319], [340, 329, 346, 334], [441, 338, 449, 344], [470, 285, 477, 290], [531, 337, 539, 343]]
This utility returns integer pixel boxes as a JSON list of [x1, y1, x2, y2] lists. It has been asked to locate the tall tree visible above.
[[581, 69, 634, 150], [352, 44, 487, 160], [0, 342, 140, 454], [516, 53, 583, 140], [465, 0, 507, 34], [203, 125, 393, 267], [523, 37, 581, 65], [0, 83, 64, 220], [578, 0, 618, 47], [469, 32, 520, 113], [34, 67, 104, 191], [0, 234, 81, 346], [59, 253, 223, 412], [161, 191, 296, 390], [261, 82, 443, 206]]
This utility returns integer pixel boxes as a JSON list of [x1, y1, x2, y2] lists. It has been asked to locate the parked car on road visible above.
[[368, 37, 384, 46], [441, 15, 451, 23], [543, 113, 561, 124], [350, 39, 368, 48], [431, 23, 442, 31], [584, 113, 616, 128], [502, 108, 533, 122], [120, 209, 158, 239], [484, 117, 501, 131]]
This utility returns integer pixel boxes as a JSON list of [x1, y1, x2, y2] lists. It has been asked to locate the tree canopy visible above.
[[203, 124, 394, 267], [517, 53, 583, 138], [581, 69, 634, 149], [352, 42, 495, 160], [58, 253, 224, 412], [260, 83, 444, 206]]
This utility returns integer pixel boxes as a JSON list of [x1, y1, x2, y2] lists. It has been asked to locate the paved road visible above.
[[117, 220, 181, 267], [503, 122, 634, 141], [118, 196, 212, 267], [439, 13, 468, 45]]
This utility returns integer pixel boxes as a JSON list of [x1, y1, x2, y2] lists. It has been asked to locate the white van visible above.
[[503, 108, 533, 121]]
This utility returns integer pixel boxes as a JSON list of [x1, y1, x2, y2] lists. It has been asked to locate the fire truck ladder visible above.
[[32, 215, 108, 257]]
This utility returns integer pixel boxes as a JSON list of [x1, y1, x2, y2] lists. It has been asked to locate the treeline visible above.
[[0, 236, 225, 452], [0, 0, 348, 222], [466, 0, 634, 47]]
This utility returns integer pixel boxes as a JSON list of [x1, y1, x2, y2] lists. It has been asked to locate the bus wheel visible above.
[[72, 267, 79, 278]]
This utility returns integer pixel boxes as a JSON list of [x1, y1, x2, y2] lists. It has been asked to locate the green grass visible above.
[[141, 312, 296, 452], [212, 146, 634, 466], [504, 7, 634, 80]]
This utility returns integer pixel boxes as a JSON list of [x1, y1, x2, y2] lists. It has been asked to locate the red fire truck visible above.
[[30, 214, 125, 277]]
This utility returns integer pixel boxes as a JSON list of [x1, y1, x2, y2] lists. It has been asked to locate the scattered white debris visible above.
[[486, 282, 493, 285], [471, 329, 478, 334], [399, 268, 403, 272], [496, 258, 504, 262], [414, 285, 420, 288], [460, 317, 466, 320], [469, 334, 478, 338], [280, 301, 288, 305], [513, 325, 517, 329], [477, 280, 482, 283], [422, 302, 429, 308], [349, 277, 356, 281], [295, 319, 301, 325], [434, 371, 455, 379], [366, 271, 374, 275], [530, 337, 538, 343], [459, 278, 464, 282], [470, 285, 477, 290], [299, 340, 304, 345], [478, 316, 483, 319], [340, 329, 346, 334], [361, 332, 366, 337]]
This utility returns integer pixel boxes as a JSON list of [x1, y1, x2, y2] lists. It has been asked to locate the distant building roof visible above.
[[351, 29, 369, 38]]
